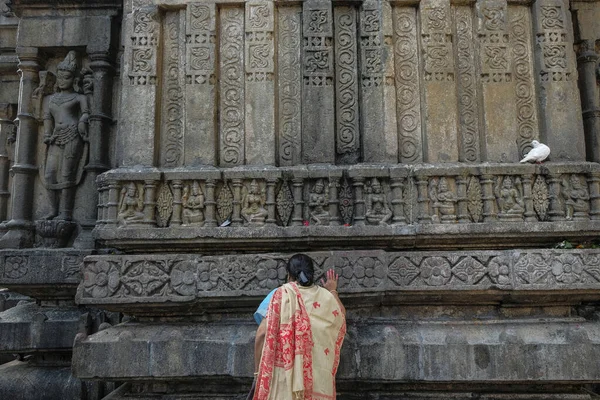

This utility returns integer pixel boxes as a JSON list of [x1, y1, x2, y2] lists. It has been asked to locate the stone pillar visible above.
[[143, 180, 157, 225], [0, 47, 41, 248], [480, 174, 497, 222], [119, 6, 160, 166], [390, 177, 406, 225], [277, 5, 302, 166], [219, 6, 245, 167], [245, 1, 276, 165], [231, 179, 243, 226], [0, 103, 16, 222], [265, 178, 277, 225], [547, 174, 565, 221], [352, 177, 366, 226], [204, 179, 217, 227], [532, 0, 585, 160], [85, 51, 114, 224], [333, 4, 360, 164], [420, 0, 459, 162], [185, 3, 217, 166], [416, 176, 431, 224], [521, 174, 537, 221], [455, 175, 469, 223], [393, 6, 423, 163], [359, 1, 393, 163], [477, 0, 519, 162], [302, 0, 335, 164], [328, 177, 341, 226], [291, 177, 304, 226], [588, 172, 600, 220], [171, 180, 183, 226], [106, 179, 120, 225], [577, 40, 600, 162], [454, 4, 480, 162]]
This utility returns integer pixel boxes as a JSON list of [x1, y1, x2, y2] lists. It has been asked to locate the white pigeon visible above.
[[520, 140, 550, 163]]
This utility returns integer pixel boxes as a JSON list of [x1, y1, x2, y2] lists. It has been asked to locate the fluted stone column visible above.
[[577, 40, 600, 162], [0, 103, 16, 223], [0, 47, 41, 248]]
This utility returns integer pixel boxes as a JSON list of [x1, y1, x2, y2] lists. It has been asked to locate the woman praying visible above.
[[252, 254, 346, 400]]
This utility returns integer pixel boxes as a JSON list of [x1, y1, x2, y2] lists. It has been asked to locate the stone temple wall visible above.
[[0, 0, 600, 399]]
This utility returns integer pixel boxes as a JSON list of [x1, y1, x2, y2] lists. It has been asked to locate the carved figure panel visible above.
[[309, 179, 331, 226], [562, 175, 590, 220], [429, 177, 457, 223], [118, 182, 145, 226], [365, 178, 392, 225], [494, 175, 524, 220], [182, 181, 206, 225], [40, 51, 90, 223], [241, 179, 267, 226]]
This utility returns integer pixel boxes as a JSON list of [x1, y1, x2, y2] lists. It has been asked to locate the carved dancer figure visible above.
[[241, 179, 267, 225], [309, 179, 330, 226], [563, 175, 589, 220], [42, 51, 89, 221], [365, 178, 392, 225], [182, 181, 205, 225], [429, 177, 456, 223], [495, 176, 524, 217], [117, 182, 144, 225]]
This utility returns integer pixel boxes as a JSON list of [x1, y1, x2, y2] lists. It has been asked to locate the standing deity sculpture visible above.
[[562, 175, 590, 220], [309, 179, 330, 226], [429, 177, 457, 223], [118, 182, 144, 225], [365, 178, 392, 225], [182, 181, 205, 225], [241, 179, 267, 226], [494, 176, 524, 220], [41, 51, 89, 221]]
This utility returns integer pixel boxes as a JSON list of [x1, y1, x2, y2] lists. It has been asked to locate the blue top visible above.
[[254, 288, 277, 325]]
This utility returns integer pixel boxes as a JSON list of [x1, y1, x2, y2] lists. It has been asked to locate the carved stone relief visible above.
[[494, 176, 525, 220], [393, 6, 422, 163], [562, 175, 590, 220], [241, 179, 267, 226], [365, 178, 392, 225], [129, 7, 159, 85], [308, 179, 331, 226], [118, 182, 145, 226], [78, 250, 600, 303], [429, 177, 457, 223]]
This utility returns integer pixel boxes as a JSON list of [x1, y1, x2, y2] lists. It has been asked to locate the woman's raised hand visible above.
[[320, 268, 339, 292]]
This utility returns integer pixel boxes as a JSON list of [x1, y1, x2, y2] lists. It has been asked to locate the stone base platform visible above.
[[74, 318, 600, 387]]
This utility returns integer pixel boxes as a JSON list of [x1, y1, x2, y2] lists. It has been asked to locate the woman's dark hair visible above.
[[287, 254, 315, 287]]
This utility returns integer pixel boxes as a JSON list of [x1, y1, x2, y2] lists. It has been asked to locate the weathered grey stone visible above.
[[0, 249, 90, 299], [0, 302, 84, 352], [73, 319, 600, 384]]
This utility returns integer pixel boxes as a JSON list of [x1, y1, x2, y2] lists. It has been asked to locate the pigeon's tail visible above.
[[520, 156, 531, 163]]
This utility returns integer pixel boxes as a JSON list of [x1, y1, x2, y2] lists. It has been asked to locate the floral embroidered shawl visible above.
[[253, 282, 346, 400]]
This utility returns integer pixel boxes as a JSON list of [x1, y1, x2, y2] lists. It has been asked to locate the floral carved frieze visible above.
[[96, 163, 600, 234], [77, 249, 600, 305]]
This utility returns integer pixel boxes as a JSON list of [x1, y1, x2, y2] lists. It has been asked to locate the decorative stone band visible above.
[[95, 162, 600, 251], [0, 249, 91, 300], [77, 249, 600, 311]]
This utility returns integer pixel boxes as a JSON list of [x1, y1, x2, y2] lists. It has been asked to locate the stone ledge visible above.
[[93, 221, 600, 252], [0, 249, 91, 299], [76, 249, 600, 313], [0, 302, 85, 352], [72, 319, 600, 383], [95, 162, 600, 251]]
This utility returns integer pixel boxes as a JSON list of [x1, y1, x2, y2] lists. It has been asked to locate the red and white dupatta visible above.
[[254, 282, 346, 400]]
